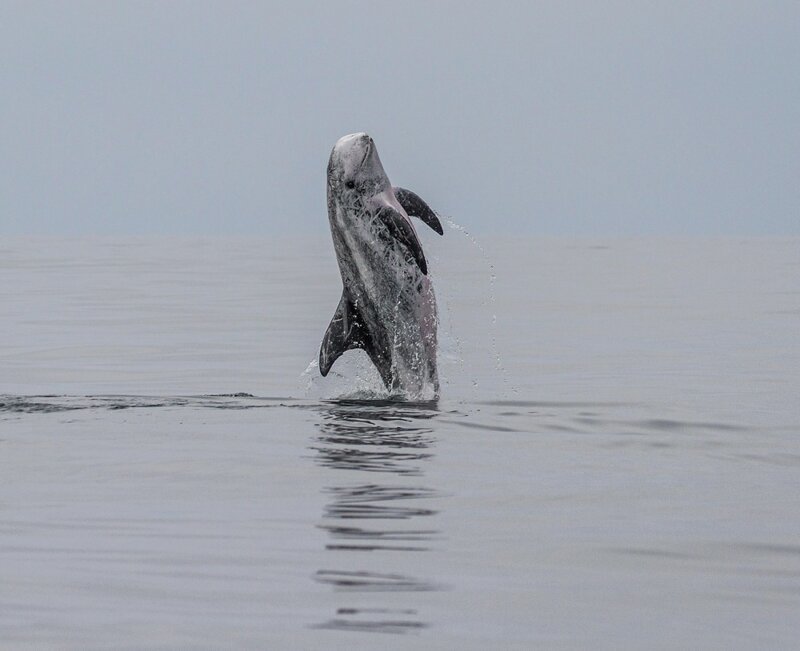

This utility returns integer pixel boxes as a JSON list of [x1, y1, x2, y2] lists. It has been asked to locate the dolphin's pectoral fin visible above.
[[376, 206, 428, 275], [393, 187, 444, 236], [319, 294, 367, 376]]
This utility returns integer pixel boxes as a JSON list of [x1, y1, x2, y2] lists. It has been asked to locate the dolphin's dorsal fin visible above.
[[319, 294, 367, 376], [393, 187, 444, 236], [319, 294, 394, 388], [376, 205, 429, 275]]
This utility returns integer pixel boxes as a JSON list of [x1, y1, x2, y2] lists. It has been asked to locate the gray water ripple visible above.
[[0, 393, 292, 414]]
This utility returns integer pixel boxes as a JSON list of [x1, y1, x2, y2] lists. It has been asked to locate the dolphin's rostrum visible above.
[[319, 133, 444, 399]]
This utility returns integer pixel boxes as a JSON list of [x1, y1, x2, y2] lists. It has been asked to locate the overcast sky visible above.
[[2, 1, 798, 235]]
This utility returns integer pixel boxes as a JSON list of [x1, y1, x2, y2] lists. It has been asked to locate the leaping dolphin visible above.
[[319, 133, 444, 399]]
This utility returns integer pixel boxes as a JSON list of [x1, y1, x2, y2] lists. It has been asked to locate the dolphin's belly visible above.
[[339, 223, 438, 391], [329, 199, 438, 396]]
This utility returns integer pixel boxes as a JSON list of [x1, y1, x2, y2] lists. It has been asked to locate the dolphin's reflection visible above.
[[311, 399, 442, 634]]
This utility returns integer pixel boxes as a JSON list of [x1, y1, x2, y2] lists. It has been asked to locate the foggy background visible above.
[[2, 1, 798, 236]]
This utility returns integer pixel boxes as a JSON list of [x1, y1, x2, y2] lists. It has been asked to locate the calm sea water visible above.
[[1, 234, 799, 649]]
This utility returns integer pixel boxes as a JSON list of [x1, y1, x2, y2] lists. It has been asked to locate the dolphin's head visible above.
[[327, 133, 390, 200]]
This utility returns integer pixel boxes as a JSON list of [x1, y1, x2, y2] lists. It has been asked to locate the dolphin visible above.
[[319, 133, 444, 399]]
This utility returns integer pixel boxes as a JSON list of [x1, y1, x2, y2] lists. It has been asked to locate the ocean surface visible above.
[[1, 234, 799, 650]]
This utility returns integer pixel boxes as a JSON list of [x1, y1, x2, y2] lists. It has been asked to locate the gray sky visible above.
[[2, 1, 798, 235]]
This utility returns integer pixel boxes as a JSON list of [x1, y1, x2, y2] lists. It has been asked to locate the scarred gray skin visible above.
[[321, 133, 439, 399]]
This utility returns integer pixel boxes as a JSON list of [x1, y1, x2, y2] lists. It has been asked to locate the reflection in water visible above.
[[315, 570, 440, 591], [311, 400, 442, 634]]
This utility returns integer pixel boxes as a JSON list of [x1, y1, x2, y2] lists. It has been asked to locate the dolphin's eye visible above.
[[345, 180, 356, 189]]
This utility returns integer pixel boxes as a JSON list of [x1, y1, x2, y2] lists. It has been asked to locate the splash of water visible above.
[[439, 216, 517, 398], [301, 351, 436, 402]]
